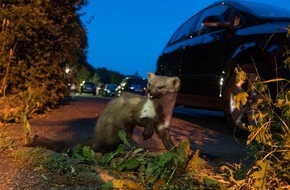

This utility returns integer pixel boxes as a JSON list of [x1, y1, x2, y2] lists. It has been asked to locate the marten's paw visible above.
[[142, 126, 154, 140]]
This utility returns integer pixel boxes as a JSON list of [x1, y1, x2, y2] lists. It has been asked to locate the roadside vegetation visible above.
[[0, 1, 126, 123], [0, 0, 89, 122]]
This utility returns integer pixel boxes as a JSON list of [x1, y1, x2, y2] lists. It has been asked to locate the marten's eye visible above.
[[147, 83, 151, 87], [158, 85, 164, 89]]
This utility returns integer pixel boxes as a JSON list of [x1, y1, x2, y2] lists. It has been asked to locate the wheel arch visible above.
[[221, 45, 276, 99]]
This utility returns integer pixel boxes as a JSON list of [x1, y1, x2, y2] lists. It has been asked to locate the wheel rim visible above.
[[229, 73, 270, 131]]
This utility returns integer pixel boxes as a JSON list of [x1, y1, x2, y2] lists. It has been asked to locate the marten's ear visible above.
[[148, 72, 155, 79], [171, 77, 180, 90]]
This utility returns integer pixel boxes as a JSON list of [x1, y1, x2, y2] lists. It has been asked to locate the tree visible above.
[[133, 71, 140, 77], [94, 67, 124, 85], [91, 73, 101, 85], [76, 65, 90, 87], [0, 0, 89, 121]]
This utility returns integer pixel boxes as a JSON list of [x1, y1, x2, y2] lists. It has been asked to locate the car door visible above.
[[157, 14, 200, 77], [181, 4, 233, 96]]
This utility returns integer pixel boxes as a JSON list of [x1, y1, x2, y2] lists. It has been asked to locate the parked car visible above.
[[156, 1, 290, 135], [96, 84, 105, 96], [116, 77, 147, 96], [102, 83, 117, 97], [80, 81, 96, 95]]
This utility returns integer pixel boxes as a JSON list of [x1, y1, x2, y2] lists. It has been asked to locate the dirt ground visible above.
[[0, 95, 248, 189], [0, 96, 106, 189]]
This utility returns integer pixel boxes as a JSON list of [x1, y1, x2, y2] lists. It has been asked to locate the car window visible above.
[[107, 84, 117, 89], [85, 82, 95, 87], [194, 4, 232, 36], [168, 14, 200, 45], [129, 78, 147, 85]]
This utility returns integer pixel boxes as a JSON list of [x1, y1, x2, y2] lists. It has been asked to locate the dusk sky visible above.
[[81, 0, 290, 77]]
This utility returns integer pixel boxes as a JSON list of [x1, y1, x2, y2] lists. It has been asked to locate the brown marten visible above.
[[91, 72, 180, 153]]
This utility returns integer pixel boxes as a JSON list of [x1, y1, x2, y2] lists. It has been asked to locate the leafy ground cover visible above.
[[0, 128, 226, 190]]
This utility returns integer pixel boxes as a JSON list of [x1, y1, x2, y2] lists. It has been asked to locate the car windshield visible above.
[[130, 78, 147, 85], [107, 84, 117, 89], [240, 2, 290, 18], [85, 82, 95, 87]]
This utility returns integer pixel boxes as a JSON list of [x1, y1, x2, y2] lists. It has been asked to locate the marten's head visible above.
[[146, 72, 180, 99]]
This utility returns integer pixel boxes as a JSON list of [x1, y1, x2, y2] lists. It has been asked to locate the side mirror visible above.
[[202, 15, 230, 28]]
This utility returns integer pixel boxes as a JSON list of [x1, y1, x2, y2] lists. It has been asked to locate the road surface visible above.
[[29, 94, 248, 165]]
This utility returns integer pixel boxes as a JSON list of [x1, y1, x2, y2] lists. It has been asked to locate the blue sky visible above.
[[81, 0, 290, 77]]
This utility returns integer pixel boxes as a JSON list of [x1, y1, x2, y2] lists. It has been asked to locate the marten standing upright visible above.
[[91, 72, 180, 153]]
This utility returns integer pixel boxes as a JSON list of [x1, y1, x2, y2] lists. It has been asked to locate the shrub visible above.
[[0, 0, 88, 122], [228, 63, 290, 189]]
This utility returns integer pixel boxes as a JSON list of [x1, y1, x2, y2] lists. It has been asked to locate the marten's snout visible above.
[[146, 88, 154, 99], [147, 93, 153, 99]]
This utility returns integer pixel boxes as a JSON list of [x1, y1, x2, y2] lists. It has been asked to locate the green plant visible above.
[[73, 144, 99, 164], [0, 0, 88, 122], [226, 65, 290, 189], [106, 131, 222, 188], [71, 130, 227, 189]]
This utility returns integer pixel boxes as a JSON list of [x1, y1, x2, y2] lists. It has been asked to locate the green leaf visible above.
[[82, 146, 97, 163], [102, 181, 113, 190], [116, 158, 140, 171], [73, 153, 86, 161], [102, 144, 126, 166], [118, 130, 132, 149]]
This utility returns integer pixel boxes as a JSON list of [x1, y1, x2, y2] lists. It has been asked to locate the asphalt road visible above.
[[75, 93, 248, 165]]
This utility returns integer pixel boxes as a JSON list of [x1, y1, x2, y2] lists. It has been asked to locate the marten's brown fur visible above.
[[91, 72, 180, 153]]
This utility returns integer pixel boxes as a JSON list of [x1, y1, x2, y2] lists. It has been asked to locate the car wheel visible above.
[[225, 64, 271, 137]]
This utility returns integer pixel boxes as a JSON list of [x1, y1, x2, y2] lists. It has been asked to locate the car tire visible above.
[[224, 63, 271, 138]]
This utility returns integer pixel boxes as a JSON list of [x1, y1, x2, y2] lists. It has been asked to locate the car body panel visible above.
[[156, 0, 290, 111]]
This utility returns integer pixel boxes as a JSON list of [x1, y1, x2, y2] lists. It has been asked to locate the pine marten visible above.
[[91, 72, 180, 153]]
